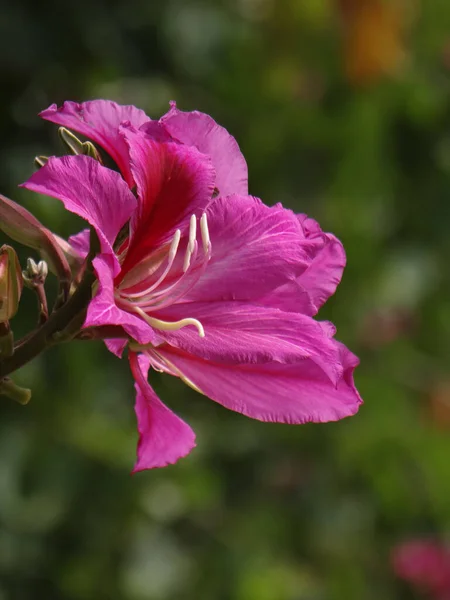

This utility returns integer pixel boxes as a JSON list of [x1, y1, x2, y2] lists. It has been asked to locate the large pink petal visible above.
[[85, 255, 157, 345], [156, 342, 362, 424], [153, 302, 342, 384], [257, 279, 317, 315], [119, 125, 215, 273], [40, 100, 150, 187], [129, 352, 196, 471], [183, 195, 316, 304], [156, 102, 248, 196], [262, 216, 346, 315], [298, 233, 345, 311], [21, 156, 136, 274]]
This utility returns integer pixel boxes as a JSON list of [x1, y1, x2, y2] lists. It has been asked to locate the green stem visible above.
[[0, 267, 95, 379], [76, 325, 129, 341], [0, 322, 14, 358], [35, 283, 49, 325]]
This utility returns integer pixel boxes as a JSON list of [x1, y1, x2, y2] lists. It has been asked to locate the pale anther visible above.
[[189, 215, 197, 249], [200, 213, 210, 255], [183, 215, 197, 272], [169, 229, 182, 259]]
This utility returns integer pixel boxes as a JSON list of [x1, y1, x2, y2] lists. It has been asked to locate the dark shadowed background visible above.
[[0, 0, 449, 598]]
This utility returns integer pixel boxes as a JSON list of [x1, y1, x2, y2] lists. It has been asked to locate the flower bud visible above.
[[38, 260, 48, 280], [26, 257, 40, 278], [23, 257, 49, 286], [0, 245, 23, 322]]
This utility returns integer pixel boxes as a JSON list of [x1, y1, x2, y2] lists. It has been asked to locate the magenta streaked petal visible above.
[[257, 279, 317, 314], [68, 228, 90, 259], [119, 125, 215, 272], [156, 342, 362, 424], [85, 255, 157, 345], [298, 233, 346, 311], [105, 338, 128, 358], [40, 100, 150, 187], [183, 195, 313, 304], [21, 156, 136, 274], [318, 320, 337, 338], [130, 352, 196, 471], [139, 120, 173, 143], [266, 236, 346, 315], [297, 214, 322, 235], [154, 302, 343, 384], [258, 220, 346, 315], [157, 102, 248, 196]]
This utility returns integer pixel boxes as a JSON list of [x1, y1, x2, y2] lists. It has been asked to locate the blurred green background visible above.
[[1, 0, 450, 598]]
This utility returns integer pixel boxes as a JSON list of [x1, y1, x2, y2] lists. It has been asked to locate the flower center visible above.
[[115, 213, 211, 338]]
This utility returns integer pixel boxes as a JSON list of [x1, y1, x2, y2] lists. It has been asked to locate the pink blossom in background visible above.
[[22, 99, 362, 471], [393, 540, 450, 599]]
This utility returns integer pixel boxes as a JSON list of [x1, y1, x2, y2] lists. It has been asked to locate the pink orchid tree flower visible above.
[[22, 99, 362, 471], [392, 540, 450, 600]]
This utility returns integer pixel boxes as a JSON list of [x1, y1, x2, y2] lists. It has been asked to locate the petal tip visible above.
[[132, 437, 197, 473], [39, 103, 58, 117]]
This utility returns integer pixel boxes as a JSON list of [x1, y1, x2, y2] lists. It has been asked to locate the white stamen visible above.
[[118, 214, 212, 316], [139, 240, 213, 311], [188, 214, 197, 249], [136, 242, 198, 306], [200, 213, 210, 255], [169, 229, 182, 259], [128, 347, 205, 395], [154, 352, 204, 395], [183, 215, 197, 272], [122, 230, 181, 299], [133, 307, 205, 338]]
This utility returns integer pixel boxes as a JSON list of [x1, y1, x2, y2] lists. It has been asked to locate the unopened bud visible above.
[[38, 260, 48, 279], [26, 257, 40, 277], [23, 258, 48, 286], [34, 155, 49, 169], [0, 246, 23, 322]]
